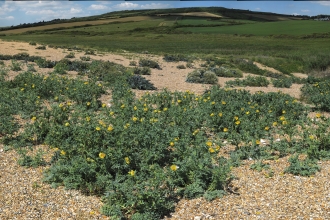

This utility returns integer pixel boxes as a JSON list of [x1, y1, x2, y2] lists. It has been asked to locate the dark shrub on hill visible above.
[[127, 75, 157, 90]]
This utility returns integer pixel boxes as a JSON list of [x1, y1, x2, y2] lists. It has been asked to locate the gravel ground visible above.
[[0, 39, 329, 220]]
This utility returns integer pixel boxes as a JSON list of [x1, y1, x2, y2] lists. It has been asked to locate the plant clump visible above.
[[186, 69, 218, 84]]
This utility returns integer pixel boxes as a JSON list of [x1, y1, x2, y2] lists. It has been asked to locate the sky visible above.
[[0, 1, 330, 27]]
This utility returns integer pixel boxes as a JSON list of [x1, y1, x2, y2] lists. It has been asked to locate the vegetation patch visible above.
[[139, 59, 161, 70], [226, 75, 270, 87], [186, 69, 218, 84]]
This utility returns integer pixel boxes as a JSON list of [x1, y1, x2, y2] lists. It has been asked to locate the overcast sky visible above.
[[0, 1, 330, 27]]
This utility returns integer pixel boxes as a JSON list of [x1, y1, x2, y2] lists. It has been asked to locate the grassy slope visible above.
[[177, 20, 330, 35]]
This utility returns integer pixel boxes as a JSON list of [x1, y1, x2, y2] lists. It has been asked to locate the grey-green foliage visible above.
[[211, 66, 243, 78], [186, 69, 218, 84]]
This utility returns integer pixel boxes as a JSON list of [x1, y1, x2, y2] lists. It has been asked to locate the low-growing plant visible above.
[[186, 62, 194, 68], [27, 64, 36, 72], [163, 54, 190, 62], [139, 59, 161, 69], [84, 49, 96, 55], [133, 67, 151, 75], [11, 59, 22, 71], [127, 74, 156, 90], [35, 58, 56, 68], [80, 56, 91, 61], [300, 79, 330, 111], [65, 52, 75, 59], [53, 62, 69, 75], [211, 66, 243, 78], [186, 69, 218, 84], [17, 149, 47, 168], [272, 77, 293, 88], [29, 42, 37, 46], [225, 75, 270, 87], [177, 64, 186, 69], [250, 160, 270, 172], [233, 58, 266, 76], [36, 45, 46, 50], [284, 154, 320, 176], [129, 61, 137, 66]]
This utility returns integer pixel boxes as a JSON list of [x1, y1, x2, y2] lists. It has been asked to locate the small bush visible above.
[[186, 69, 218, 84], [127, 75, 157, 90], [284, 154, 320, 176], [13, 52, 30, 61], [65, 52, 75, 59], [139, 59, 161, 70], [29, 42, 37, 46], [133, 67, 151, 75], [80, 56, 91, 61], [27, 64, 36, 72], [272, 78, 293, 88], [36, 45, 46, 50], [0, 60, 4, 65], [177, 64, 186, 69], [53, 62, 69, 75], [129, 61, 137, 66]]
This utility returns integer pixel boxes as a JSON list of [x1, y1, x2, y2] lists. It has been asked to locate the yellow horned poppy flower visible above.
[[256, 140, 261, 145], [86, 102, 91, 106], [210, 113, 214, 117], [95, 127, 101, 131], [170, 165, 179, 171], [125, 157, 130, 164], [31, 117, 37, 121], [170, 142, 175, 147], [265, 126, 270, 131], [128, 170, 135, 176], [132, 117, 138, 122], [102, 103, 106, 108], [218, 112, 223, 117], [235, 120, 241, 125], [206, 141, 212, 147], [316, 113, 321, 118], [209, 148, 215, 153], [60, 150, 66, 156], [99, 152, 106, 159], [221, 101, 226, 105], [133, 106, 137, 111], [273, 122, 278, 126], [65, 122, 70, 127], [107, 126, 113, 131], [223, 128, 228, 132]]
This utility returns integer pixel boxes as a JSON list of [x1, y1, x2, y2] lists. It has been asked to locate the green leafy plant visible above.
[[65, 52, 75, 58], [36, 45, 46, 50], [272, 77, 293, 88], [10, 60, 22, 71], [139, 59, 161, 70], [225, 75, 270, 87], [80, 56, 91, 61], [177, 64, 186, 69], [133, 67, 151, 75], [284, 154, 320, 176]]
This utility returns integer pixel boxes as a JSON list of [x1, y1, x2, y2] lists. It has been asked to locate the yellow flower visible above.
[[107, 125, 113, 131], [31, 84, 35, 88], [128, 170, 135, 176], [170, 142, 175, 147], [163, 107, 168, 111], [99, 152, 106, 159], [246, 111, 250, 115], [174, 137, 179, 141], [109, 111, 114, 116], [121, 104, 125, 108], [206, 141, 212, 147], [170, 165, 179, 171], [309, 135, 314, 140], [59, 103, 64, 108], [102, 103, 106, 108], [268, 110, 272, 113], [60, 150, 66, 156], [143, 108, 148, 112], [256, 110, 260, 113], [221, 101, 226, 105], [280, 116, 285, 121], [132, 116, 138, 122], [31, 116, 37, 121], [98, 83, 102, 87], [125, 157, 130, 164], [96, 127, 101, 131], [256, 140, 261, 145], [193, 129, 199, 135], [86, 116, 90, 122], [316, 113, 321, 118], [140, 118, 144, 123], [210, 113, 214, 117], [282, 110, 286, 114], [20, 88, 24, 91], [87, 102, 91, 106], [215, 145, 221, 151], [84, 81, 89, 85], [282, 121, 287, 125], [265, 126, 269, 131], [65, 122, 70, 127], [218, 112, 223, 117], [133, 106, 137, 111], [177, 100, 182, 104], [223, 128, 228, 132], [90, 211, 95, 215], [273, 122, 278, 126], [235, 120, 241, 125], [211, 101, 215, 105], [234, 116, 239, 121], [209, 148, 215, 153], [195, 97, 199, 101]]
